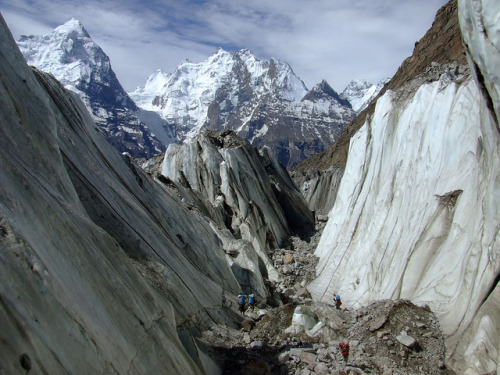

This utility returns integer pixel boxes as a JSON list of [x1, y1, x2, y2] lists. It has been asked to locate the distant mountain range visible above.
[[16, 19, 384, 167]]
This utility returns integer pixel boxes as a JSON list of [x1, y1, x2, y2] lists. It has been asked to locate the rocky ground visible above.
[[198, 219, 457, 375]]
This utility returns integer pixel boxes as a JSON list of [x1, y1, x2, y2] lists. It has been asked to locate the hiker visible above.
[[339, 340, 350, 368], [238, 292, 247, 315], [248, 294, 255, 311], [334, 293, 342, 310]]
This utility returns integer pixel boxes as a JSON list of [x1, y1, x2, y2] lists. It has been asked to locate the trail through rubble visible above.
[[199, 219, 456, 375]]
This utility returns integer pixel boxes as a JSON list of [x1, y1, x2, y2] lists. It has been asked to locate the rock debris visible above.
[[199, 220, 455, 375]]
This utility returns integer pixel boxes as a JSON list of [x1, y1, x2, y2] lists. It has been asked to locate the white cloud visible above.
[[0, 0, 449, 92]]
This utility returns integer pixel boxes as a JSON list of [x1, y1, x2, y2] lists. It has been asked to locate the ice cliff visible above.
[[0, 14, 266, 374], [161, 130, 314, 284], [308, 1, 500, 373]]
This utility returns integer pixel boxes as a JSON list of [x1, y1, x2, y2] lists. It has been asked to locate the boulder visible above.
[[241, 318, 255, 332], [283, 254, 294, 264], [277, 352, 290, 363], [299, 352, 317, 364], [313, 362, 329, 374], [396, 332, 417, 348], [306, 321, 325, 338], [250, 340, 267, 349]]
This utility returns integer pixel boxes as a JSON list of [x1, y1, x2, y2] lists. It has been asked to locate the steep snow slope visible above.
[[17, 19, 172, 158], [340, 79, 388, 113], [0, 14, 247, 374], [308, 1, 500, 373], [131, 49, 355, 168]]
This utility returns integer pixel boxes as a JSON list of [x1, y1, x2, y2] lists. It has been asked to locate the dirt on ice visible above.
[[199, 220, 456, 375]]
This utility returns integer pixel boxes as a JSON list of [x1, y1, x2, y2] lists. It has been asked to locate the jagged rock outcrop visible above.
[[161, 129, 314, 284], [307, 1, 500, 373], [0, 14, 250, 374], [17, 19, 173, 158]]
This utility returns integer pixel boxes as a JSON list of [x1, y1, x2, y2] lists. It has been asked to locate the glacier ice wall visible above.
[[161, 130, 314, 284], [308, 69, 499, 371], [0, 14, 242, 375], [459, 0, 500, 127]]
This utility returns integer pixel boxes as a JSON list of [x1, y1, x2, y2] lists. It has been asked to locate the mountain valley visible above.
[[0, 0, 499, 374]]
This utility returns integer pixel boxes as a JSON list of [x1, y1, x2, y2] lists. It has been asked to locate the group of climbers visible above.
[[335, 293, 349, 369], [234, 288, 351, 370], [238, 292, 255, 314]]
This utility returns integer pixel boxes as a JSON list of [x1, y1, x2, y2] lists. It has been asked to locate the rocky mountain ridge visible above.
[[18, 20, 357, 169], [130, 48, 356, 169]]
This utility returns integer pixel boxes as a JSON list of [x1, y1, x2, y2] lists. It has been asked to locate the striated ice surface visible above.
[[309, 72, 499, 372]]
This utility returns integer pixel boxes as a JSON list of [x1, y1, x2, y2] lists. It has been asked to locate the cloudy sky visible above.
[[0, 0, 449, 92]]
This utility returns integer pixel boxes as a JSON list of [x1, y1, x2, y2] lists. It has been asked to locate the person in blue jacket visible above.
[[248, 294, 255, 311]]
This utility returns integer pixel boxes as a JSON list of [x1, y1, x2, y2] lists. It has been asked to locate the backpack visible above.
[[238, 295, 246, 304], [339, 341, 350, 356], [336, 294, 340, 301], [249, 295, 254, 304]]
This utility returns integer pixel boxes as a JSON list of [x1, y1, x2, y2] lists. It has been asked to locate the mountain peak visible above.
[[302, 79, 351, 108], [344, 79, 373, 91], [54, 18, 90, 38], [340, 78, 388, 113]]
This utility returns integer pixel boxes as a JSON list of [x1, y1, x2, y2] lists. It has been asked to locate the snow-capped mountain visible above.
[[130, 49, 355, 169], [17, 19, 174, 158], [341, 78, 388, 113]]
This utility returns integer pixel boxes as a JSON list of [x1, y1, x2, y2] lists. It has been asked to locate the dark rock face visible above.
[[302, 80, 352, 109]]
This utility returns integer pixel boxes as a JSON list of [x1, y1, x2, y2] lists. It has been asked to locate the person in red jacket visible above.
[[334, 293, 342, 310], [339, 340, 350, 368]]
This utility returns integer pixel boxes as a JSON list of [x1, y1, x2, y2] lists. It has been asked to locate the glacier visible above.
[[308, 1, 500, 373], [0, 15, 244, 374]]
